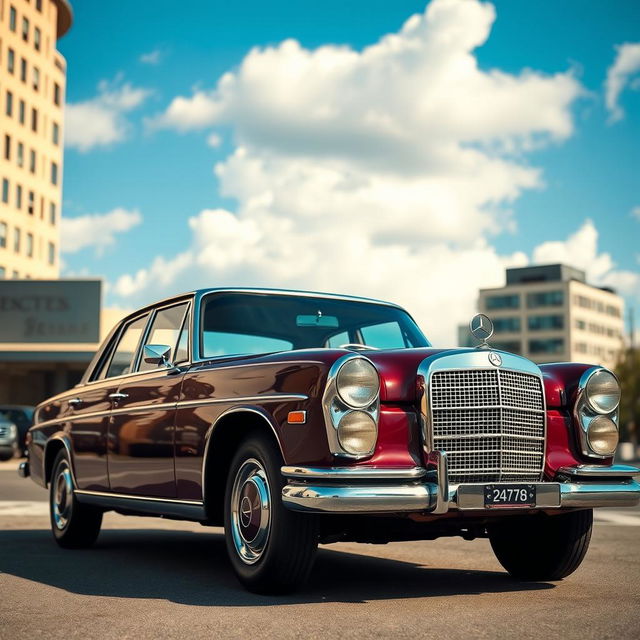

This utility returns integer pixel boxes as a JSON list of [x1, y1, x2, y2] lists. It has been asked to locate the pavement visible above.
[[1, 459, 639, 639]]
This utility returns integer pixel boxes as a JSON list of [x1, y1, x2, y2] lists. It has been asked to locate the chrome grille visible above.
[[430, 368, 545, 483], [0, 425, 9, 438]]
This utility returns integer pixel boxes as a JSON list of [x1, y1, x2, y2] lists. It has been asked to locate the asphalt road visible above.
[[1, 462, 639, 639]]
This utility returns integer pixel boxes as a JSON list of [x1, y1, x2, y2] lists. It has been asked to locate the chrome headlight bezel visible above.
[[574, 367, 621, 459], [322, 354, 380, 459]]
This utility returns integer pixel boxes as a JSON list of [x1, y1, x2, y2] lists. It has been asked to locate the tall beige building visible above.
[[0, 0, 71, 280], [477, 264, 624, 370]]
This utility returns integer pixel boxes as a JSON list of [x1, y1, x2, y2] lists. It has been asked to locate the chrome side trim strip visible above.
[[281, 465, 426, 480], [178, 394, 307, 409], [75, 489, 203, 505], [34, 394, 308, 430], [558, 464, 640, 478]]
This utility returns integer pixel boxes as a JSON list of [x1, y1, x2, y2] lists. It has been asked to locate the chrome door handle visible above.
[[68, 398, 83, 407], [108, 392, 129, 401]]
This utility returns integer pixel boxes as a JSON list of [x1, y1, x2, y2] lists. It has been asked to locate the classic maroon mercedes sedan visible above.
[[19, 288, 640, 593]]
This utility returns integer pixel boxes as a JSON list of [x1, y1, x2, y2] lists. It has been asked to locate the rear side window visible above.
[[104, 314, 149, 379], [139, 303, 189, 372]]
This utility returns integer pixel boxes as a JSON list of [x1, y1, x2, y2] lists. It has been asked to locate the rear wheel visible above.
[[50, 450, 102, 549], [223, 432, 318, 594], [489, 509, 593, 581]]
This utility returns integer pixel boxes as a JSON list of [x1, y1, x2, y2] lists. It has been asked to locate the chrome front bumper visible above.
[[281, 461, 640, 514]]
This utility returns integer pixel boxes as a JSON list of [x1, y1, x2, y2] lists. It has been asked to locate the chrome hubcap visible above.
[[230, 458, 271, 564], [52, 462, 73, 530]]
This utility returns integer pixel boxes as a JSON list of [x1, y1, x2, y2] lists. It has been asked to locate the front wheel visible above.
[[50, 450, 103, 549], [224, 433, 318, 594], [488, 509, 593, 581]]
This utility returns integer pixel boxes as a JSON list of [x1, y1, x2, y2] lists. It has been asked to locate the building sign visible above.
[[0, 280, 101, 344]]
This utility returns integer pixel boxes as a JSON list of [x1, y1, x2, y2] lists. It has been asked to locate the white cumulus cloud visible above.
[[113, 0, 597, 345], [65, 79, 151, 152], [605, 42, 640, 123], [62, 208, 143, 255]]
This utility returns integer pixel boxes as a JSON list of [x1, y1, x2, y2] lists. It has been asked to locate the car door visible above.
[[107, 301, 191, 498], [66, 328, 125, 492]]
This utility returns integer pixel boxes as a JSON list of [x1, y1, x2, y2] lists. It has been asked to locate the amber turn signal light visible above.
[[287, 411, 307, 424]]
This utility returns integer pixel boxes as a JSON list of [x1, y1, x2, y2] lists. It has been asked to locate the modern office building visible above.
[[476, 264, 624, 370], [0, 0, 72, 279]]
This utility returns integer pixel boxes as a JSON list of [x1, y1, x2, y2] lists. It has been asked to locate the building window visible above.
[[12, 271, 18, 279], [9, 6, 17, 31], [5, 91, 13, 117], [574, 342, 588, 354], [33, 67, 40, 91], [8, 48, 15, 74], [29, 149, 36, 173], [17, 142, 24, 167], [34, 27, 41, 51], [492, 340, 522, 355], [1, 179, 9, 204], [4, 135, 10, 161], [36, 0, 43, 12], [0, 222, 7, 248], [27, 191, 35, 215], [26, 233, 34, 258], [14, 228, 21, 253], [16, 184, 23, 209], [51, 162, 59, 185], [486, 294, 520, 310], [53, 83, 61, 106], [606, 305, 621, 318], [18, 100, 25, 124], [52, 122, 60, 145], [48, 242, 55, 265], [493, 317, 521, 333], [20, 58, 27, 83], [31, 108, 38, 132], [529, 338, 564, 355], [528, 314, 564, 331], [22, 16, 29, 42], [49, 202, 56, 225], [575, 319, 586, 330], [0, 266, 5, 279], [526, 290, 564, 308]]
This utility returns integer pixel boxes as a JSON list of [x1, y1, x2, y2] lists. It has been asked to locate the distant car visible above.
[[19, 288, 640, 594], [0, 415, 20, 461], [0, 406, 34, 456]]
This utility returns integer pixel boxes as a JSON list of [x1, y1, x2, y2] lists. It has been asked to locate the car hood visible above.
[[364, 348, 451, 403]]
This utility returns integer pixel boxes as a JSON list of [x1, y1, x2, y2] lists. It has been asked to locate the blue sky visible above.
[[57, 0, 639, 344]]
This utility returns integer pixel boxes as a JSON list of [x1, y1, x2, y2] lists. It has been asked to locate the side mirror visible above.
[[143, 344, 173, 368]]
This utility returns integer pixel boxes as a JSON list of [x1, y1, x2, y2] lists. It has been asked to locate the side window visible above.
[[139, 303, 189, 372], [326, 331, 349, 348], [105, 314, 149, 379], [175, 308, 190, 363]]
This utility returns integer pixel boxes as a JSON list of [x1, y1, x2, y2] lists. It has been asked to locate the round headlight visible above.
[[337, 411, 377, 455], [585, 369, 621, 414], [587, 415, 619, 456], [336, 358, 379, 408]]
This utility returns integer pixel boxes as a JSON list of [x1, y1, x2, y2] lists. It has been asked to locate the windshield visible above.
[[200, 293, 429, 358]]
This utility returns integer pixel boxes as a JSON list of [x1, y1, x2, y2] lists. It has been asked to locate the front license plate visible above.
[[484, 484, 536, 508]]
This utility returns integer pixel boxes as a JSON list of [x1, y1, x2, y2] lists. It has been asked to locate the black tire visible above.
[[50, 450, 103, 549], [223, 432, 318, 594], [489, 509, 593, 581]]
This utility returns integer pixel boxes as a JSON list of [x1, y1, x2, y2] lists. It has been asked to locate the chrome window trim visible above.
[[573, 366, 620, 459], [417, 349, 546, 482]]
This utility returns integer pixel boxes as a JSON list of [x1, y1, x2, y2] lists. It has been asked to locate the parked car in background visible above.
[[0, 414, 20, 461], [19, 288, 640, 593], [0, 406, 34, 456]]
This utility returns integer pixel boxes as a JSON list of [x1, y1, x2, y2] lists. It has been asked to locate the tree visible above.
[[615, 348, 640, 445]]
